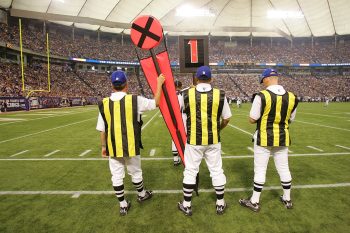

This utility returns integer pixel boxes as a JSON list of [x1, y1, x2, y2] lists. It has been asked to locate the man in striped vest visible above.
[[178, 66, 232, 216], [96, 70, 165, 216], [239, 68, 298, 212]]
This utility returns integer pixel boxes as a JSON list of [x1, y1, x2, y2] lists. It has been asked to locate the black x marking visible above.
[[132, 17, 161, 48]]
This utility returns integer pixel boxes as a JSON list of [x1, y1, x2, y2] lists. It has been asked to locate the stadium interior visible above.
[[0, 1, 349, 232]]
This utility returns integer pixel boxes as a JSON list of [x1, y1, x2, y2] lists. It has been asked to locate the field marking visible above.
[[288, 149, 293, 153], [247, 147, 254, 152], [221, 150, 226, 155], [294, 120, 350, 132], [228, 124, 253, 136], [0, 183, 349, 197], [0, 109, 95, 126], [306, 146, 324, 152], [141, 111, 159, 131], [43, 150, 60, 157], [79, 150, 92, 157], [298, 112, 350, 119], [9, 150, 29, 157], [149, 149, 156, 157], [1, 152, 350, 161], [0, 118, 26, 122], [0, 118, 95, 144], [335, 145, 350, 150]]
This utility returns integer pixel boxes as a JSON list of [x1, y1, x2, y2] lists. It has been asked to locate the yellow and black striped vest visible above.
[[183, 87, 225, 145], [256, 90, 298, 147], [98, 95, 141, 157]]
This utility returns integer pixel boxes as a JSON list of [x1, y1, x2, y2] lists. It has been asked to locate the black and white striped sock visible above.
[[133, 180, 146, 197], [251, 182, 264, 204], [281, 180, 292, 201], [214, 185, 225, 205], [173, 151, 179, 162], [183, 183, 195, 207], [113, 185, 127, 207]]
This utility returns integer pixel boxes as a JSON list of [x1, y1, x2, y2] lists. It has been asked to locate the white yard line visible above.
[[1, 152, 350, 161], [0, 109, 95, 126], [306, 146, 324, 152], [298, 112, 350, 119], [335, 145, 350, 150], [78, 150, 92, 157], [43, 150, 60, 157], [0, 118, 95, 144], [294, 120, 350, 132], [247, 147, 254, 152], [228, 124, 253, 136], [0, 183, 349, 197], [288, 149, 293, 153], [149, 149, 156, 157], [9, 150, 29, 157], [141, 111, 159, 131]]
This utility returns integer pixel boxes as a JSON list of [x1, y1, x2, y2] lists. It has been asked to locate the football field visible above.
[[0, 103, 349, 233]]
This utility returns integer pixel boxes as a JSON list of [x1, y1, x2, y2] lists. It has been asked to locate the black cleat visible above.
[[137, 190, 153, 203], [239, 198, 260, 212], [216, 202, 227, 215], [173, 160, 181, 166], [178, 201, 192, 216], [119, 200, 131, 216], [280, 196, 293, 209]]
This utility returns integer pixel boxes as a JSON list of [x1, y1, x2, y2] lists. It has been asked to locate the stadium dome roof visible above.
[[1, 0, 349, 39]]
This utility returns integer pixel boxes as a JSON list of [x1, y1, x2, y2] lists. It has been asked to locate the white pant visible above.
[[253, 135, 292, 184], [183, 143, 226, 186], [109, 156, 143, 186]]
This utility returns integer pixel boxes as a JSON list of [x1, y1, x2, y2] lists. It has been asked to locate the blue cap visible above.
[[196, 66, 211, 80], [259, 68, 278, 83], [111, 71, 127, 86]]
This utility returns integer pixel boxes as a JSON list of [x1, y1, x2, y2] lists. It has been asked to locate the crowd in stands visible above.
[[1, 21, 350, 64], [1, 20, 350, 103]]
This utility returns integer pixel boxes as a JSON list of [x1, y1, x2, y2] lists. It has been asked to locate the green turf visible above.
[[0, 103, 350, 233]]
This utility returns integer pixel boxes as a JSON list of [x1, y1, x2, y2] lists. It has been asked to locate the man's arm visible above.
[[220, 118, 231, 130], [249, 95, 261, 124], [249, 117, 257, 124], [154, 74, 166, 107], [100, 131, 108, 158]]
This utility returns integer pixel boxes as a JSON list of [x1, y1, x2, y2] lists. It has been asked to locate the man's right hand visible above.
[[101, 146, 108, 158], [157, 74, 166, 86]]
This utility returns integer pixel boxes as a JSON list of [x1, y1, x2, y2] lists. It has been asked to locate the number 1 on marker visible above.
[[188, 40, 198, 63]]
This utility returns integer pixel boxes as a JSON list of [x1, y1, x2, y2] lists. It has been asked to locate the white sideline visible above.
[[306, 146, 324, 152], [0, 183, 349, 197], [0, 118, 95, 144], [44, 150, 60, 157], [79, 150, 92, 157], [9, 150, 29, 157], [1, 152, 350, 161], [141, 111, 159, 131], [294, 120, 350, 132]]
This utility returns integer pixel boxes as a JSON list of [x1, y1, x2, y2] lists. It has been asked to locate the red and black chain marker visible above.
[[131, 16, 163, 50]]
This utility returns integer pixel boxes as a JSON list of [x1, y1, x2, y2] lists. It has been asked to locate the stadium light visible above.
[[175, 4, 215, 17], [267, 10, 304, 19]]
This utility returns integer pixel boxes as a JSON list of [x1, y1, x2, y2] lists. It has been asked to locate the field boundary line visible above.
[[0, 118, 95, 144], [0, 183, 349, 196], [1, 152, 350, 161]]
